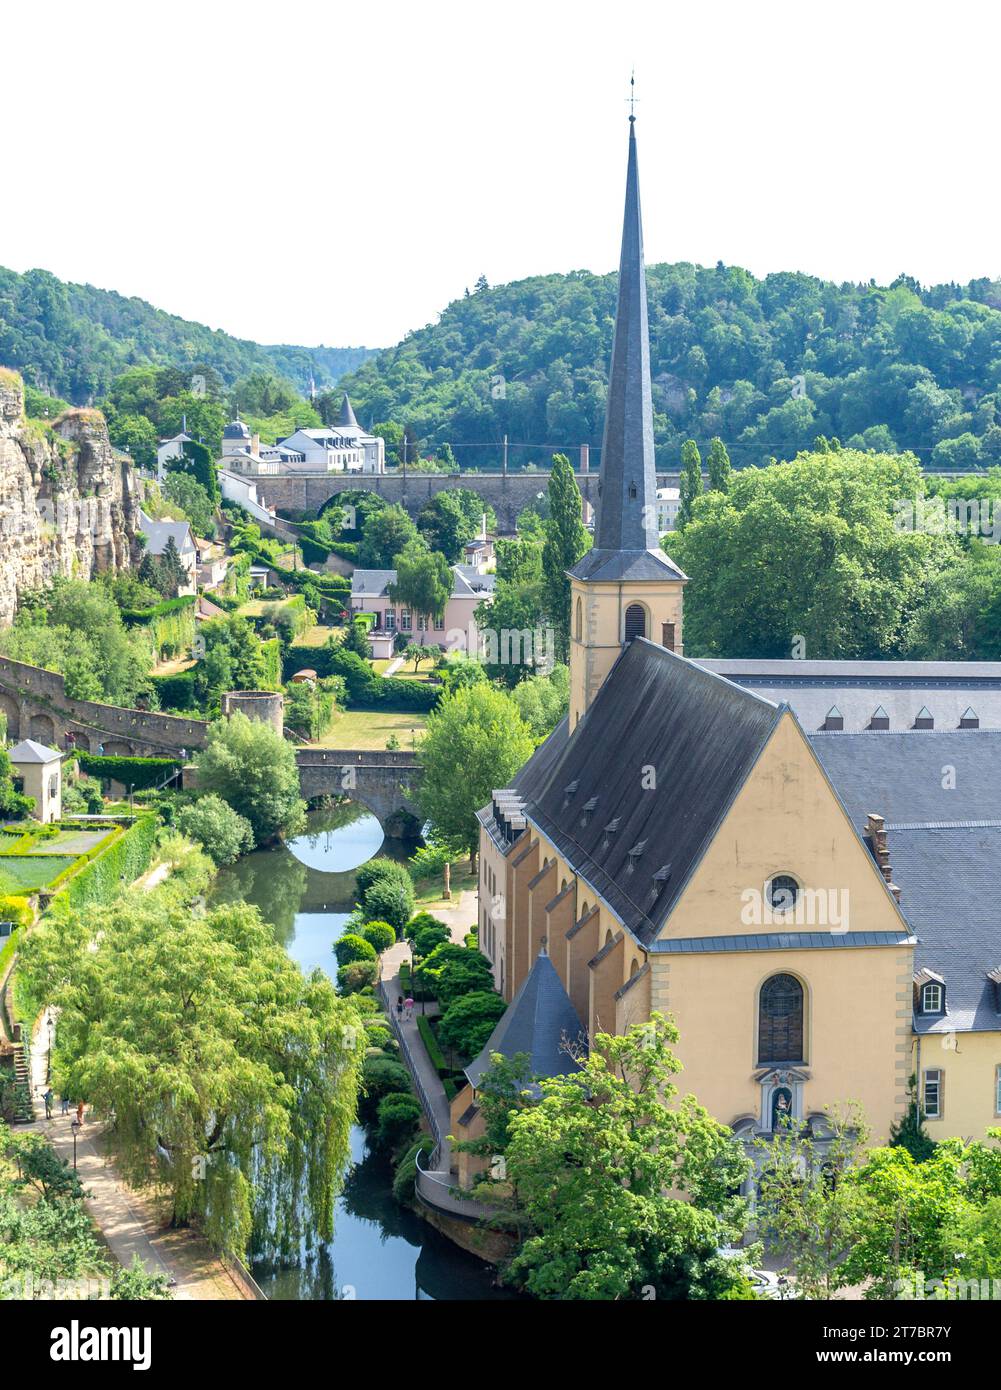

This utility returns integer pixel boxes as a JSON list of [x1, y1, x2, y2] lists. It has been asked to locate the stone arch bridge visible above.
[[0, 655, 423, 823]]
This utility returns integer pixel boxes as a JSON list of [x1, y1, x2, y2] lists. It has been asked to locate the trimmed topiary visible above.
[[361, 919, 396, 954], [334, 932, 378, 967]]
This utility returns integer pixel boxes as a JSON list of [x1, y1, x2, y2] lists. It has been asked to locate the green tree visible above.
[[511, 664, 570, 739], [541, 454, 589, 664], [163, 472, 216, 536], [438, 989, 506, 1057], [389, 542, 452, 628], [707, 436, 731, 492], [194, 712, 306, 845], [17, 889, 365, 1262], [358, 504, 420, 568], [478, 1015, 752, 1300], [418, 684, 534, 869], [174, 794, 254, 866], [677, 439, 703, 528]]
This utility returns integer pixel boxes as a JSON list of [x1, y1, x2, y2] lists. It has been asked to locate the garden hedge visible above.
[[50, 814, 158, 910], [77, 754, 182, 790]]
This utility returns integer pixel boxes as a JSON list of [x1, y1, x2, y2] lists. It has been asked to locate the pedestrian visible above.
[[60, 1095, 69, 1116], [404, 996, 415, 1022], [396, 994, 404, 1021], [76, 1100, 84, 1125], [43, 1088, 53, 1119]]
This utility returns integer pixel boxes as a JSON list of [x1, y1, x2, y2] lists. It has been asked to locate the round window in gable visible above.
[[768, 875, 799, 913]]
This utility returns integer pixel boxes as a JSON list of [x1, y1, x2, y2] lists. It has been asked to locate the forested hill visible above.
[[0, 266, 375, 404], [337, 265, 1001, 471]]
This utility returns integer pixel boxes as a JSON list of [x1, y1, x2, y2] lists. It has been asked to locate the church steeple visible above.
[[567, 113, 686, 729]]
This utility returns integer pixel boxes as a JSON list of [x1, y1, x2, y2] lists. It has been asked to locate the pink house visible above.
[[351, 565, 495, 654]]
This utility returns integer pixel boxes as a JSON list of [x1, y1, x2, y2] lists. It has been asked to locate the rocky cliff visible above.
[[0, 368, 141, 625]]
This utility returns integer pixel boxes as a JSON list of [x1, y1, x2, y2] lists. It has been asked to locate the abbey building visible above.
[[454, 117, 1001, 1178]]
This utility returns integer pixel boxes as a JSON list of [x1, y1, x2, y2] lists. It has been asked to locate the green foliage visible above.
[[55, 815, 159, 911], [415, 942, 494, 1010], [416, 1015, 449, 1073], [361, 919, 396, 954], [0, 579, 155, 705], [77, 754, 180, 791], [418, 684, 534, 862], [374, 1093, 423, 1153], [174, 794, 254, 866], [17, 887, 365, 1263], [337, 958, 378, 995], [415, 490, 490, 562], [707, 435, 731, 492], [467, 1015, 751, 1300], [475, 536, 547, 687], [162, 471, 216, 535], [360, 877, 415, 936], [889, 1085, 937, 1163], [541, 455, 589, 662], [356, 856, 413, 899], [317, 642, 440, 712], [360, 1056, 412, 1122], [392, 1135, 429, 1205], [678, 439, 703, 528], [334, 932, 378, 967], [358, 503, 420, 568], [390, 543, 452, 626], [438, 989, 506, 1058], [282, 679, 336, 742], [511, 664, 570, 739], [194, 712, 306, 846]]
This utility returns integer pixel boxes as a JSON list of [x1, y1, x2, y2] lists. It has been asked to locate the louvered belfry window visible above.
[[758, 973, 804, 1063], [624, 604, 646, 642]]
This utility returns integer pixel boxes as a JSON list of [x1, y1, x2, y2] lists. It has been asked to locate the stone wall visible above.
[[252, 469, 685, 532], [0, 371, 141, 626]]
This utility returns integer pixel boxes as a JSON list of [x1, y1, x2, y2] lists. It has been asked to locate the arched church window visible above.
[[758, 974, 804, 1064], [624, 604, 646, 642], [575, 596, 583, 642], [767, 874, 799, 913]]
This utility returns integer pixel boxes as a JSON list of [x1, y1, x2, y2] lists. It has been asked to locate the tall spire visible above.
[[570, 115, 682, 587]]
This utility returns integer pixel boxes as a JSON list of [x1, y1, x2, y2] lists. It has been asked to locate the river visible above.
[[212, 801, 511, 1301]]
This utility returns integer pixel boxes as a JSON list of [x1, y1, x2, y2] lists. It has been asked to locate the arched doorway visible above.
[[0, 693, 20, 741], [28, 713, 56, 746]]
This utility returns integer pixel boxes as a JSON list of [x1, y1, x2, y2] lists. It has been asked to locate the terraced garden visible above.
[[0, 821, 126, 900]]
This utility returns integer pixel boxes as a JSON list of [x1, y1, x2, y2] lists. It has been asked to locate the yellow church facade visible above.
[[464, 115, 1001, 1170]]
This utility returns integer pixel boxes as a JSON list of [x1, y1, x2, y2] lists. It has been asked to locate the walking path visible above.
[[27, 1009, 249, 1300]]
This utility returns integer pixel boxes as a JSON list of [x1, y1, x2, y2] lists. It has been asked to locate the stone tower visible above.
[[568, 116, 687, 728]]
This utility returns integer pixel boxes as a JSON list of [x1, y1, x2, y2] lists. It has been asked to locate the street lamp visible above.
[[70, 1118, 81, 1169]]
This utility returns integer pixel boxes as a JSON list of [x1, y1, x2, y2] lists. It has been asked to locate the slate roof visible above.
[[649, 931, 914, 955], [465, 949, 586, 1090], [570, 547, 686, 583], [138, 510, 195, 556], [699, 658, 1001, 732], [8, 739, 61, 764], [350, 569, 396, 598], [351, 566, 496, 601], [223, 419, 250, 439], [510, 640, 783, 943], [338, 394, 360, 429], [809, 731, 1001, 1034]]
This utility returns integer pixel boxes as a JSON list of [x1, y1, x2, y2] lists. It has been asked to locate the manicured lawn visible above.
[[308, 709, 427, 750], [0, 857, 76, 891], [296, 624, 340, 649], [41, 829, 110, 854]]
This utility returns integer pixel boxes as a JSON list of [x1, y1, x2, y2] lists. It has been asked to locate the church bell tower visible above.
[[568, 113, 687, 729]]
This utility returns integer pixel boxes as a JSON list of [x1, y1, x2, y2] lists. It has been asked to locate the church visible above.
[[453, 115, 1001, 1180]]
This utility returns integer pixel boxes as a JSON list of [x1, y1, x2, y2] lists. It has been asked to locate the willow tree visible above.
[[19, 885, 365, 1261]]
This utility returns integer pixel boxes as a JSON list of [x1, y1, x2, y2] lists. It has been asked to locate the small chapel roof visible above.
[[465, 948, 586, 1091]]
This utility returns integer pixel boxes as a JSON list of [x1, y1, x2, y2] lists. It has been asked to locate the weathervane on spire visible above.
[[627, 69, 638, 122]]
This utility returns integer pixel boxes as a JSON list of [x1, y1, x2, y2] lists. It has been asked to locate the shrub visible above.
[[416, 942, 494, 1009], [77, 754, 181, 791], [411, 923, 451, 959], [56, 814, 158, 910], [334, 933, 378, 967], [360, 1056, 413, 1121], [438, 990, 507, 1058], [417, 1015, 449, 1073], [337, 959, 378, 995], [356, 856, 412, 899], [375, 1092, 423, 1151], [407, 841, 451, 881], [407, 911, 450, 938], [361, 878, 415, 936], [361, 920, 396, 955], [175, 795, 254, 866], [392, 1135, 429, 1205]]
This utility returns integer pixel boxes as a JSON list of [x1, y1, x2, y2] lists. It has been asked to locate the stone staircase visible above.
[[9, 1039, 33, 1122]]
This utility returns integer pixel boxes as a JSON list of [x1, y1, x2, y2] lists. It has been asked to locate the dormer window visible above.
[[914, 707, 934, 730], [960, 707, 979, 729], [870, 706, 890, 731], [628, 481, 638, 499], [823, 706, 844, 731], [920, 981, 944, 1014]]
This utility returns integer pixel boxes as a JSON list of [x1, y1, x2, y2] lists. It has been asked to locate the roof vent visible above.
[[870, 705, 890, 731], [960, 707, 979, 729], [563, 779, 580, 806], [650, 863, 672, 898], [581, 796, 598, 826], [626, 840, 647, 873], [914, 707, 934, 730]]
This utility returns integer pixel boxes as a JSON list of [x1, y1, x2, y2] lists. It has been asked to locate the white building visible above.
[[9, 739, 62, 823], [138, 509, 198, 595], [155, 430, 193, 482], [220, 418, 303, 476], [279, 395, 385, 474], [656, 485, 681, 533]]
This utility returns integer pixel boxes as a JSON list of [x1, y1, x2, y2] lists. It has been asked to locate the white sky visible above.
[[4, 0, 999, 350]]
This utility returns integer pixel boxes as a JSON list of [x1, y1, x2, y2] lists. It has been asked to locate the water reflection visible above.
[[211, 801, 510, 1299]]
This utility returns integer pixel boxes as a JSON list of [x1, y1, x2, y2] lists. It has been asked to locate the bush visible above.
[[77, 753, 181, 790], [361, 920, 396, 955], [150, 669, 198, 710], [355, 856, 412, 899], [407, 841, 450, 881], [417, 1015, 449, 1073], [337, 959, 378, 995], [360, 1056, 413, 1122], [410, 922, 451, 959], [375, 1092, 423, 1152], [361, 878, 414, 936], [392, 1135, 430, 1205], [438, 990, 507, 1058], [334, 932, 378, 967], [175, 794, 254, 866], [407, 911, 450, 938], [416, 942, 494, 1009], [55, 814, 158, 910]]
